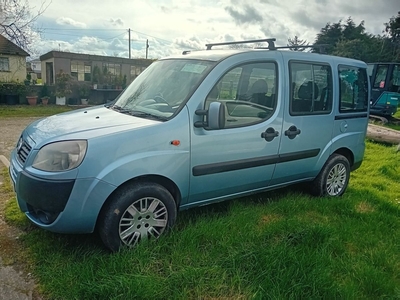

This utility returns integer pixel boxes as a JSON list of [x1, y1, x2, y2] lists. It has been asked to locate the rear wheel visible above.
[[99, 182, 177, 252], [310, 154, 350, 197]]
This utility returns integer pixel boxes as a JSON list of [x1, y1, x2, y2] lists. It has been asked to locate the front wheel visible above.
[[99, 182, 177, 252], [310, 154, 350, 197]]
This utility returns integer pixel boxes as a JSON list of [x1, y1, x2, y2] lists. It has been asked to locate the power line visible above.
[[41, 28, 125, 31], [38, 27, 201, 53], [41, 27, 174, 45]]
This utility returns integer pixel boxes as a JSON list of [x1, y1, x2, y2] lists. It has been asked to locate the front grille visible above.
[[17, 139, 32, 164]]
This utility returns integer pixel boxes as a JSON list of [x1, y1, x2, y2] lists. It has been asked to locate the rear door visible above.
[[271, 58, 334, 185]]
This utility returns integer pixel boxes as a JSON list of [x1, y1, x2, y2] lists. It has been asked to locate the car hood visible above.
[[25, 106, 159, 146]]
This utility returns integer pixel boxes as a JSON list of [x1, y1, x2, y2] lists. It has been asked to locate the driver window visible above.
[[205, 62, 277, 129]]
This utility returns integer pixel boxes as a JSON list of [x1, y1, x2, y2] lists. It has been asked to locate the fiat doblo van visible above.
[[10, 39, 369, 251]]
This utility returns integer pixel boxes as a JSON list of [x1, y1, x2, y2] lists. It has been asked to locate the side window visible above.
[[218, 67, 242, 100], [373, 65, 388, 88], [389, 65, 400, 93], [290, 62, 332, 115], [205, 62, 277, 129], [338, 65, 368, 113]]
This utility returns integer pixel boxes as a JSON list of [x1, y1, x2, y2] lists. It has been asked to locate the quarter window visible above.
[[205, 62, 277, 129], [339, 65, 368, 112], [290, 62, 332, 115]]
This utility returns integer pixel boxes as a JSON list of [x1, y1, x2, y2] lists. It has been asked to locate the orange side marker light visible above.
[[171, 140, 180, 146]]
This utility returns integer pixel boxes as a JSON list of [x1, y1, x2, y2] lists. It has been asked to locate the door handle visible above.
[[284, 125, 301, 139], [261, 127, 279, 142]]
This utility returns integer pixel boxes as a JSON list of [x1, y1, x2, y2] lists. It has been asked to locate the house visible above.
[[27, 59, 42, 81], [0, 35, 29, 82], [39, 51, 153, 104], [40, 51, 152, 86]]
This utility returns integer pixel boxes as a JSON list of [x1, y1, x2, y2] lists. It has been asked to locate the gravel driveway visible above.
[[0, 117, 40, 157], [0, 117, 42, 300]]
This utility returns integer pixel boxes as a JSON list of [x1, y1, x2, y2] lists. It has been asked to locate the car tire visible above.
[[98, 182, 177, 252], [310, 154, 350, 197]]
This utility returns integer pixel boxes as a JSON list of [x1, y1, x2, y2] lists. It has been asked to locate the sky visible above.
[[28, 0, 399, 60]]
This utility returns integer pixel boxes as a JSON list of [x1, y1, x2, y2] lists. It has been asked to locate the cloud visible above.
[[56, 17, 87, 28], [225, 4, 263, 25], [160, 5, 171, 13], [289, 9, 326, 31], [30, 0, 399, 60], [109, 18, 124, 27], [109, 38, 126, 51], [174, 36, 203, 50]]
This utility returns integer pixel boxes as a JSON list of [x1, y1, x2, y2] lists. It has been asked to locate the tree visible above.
[[0, 0, 50, 52], [313, 16, 399, 62], [384, 11, 400, 41], [287, 35, 308, 51], [384, 11, 400, 61], [314, 18, 368, 55]]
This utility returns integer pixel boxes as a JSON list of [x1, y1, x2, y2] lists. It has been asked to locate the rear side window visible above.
[[338, 65, 368, 113], [289, 62, 332, 115]]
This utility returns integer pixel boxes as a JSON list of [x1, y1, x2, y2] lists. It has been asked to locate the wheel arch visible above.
[[96, 175, 181, 228], [332, 147, 354, 167]]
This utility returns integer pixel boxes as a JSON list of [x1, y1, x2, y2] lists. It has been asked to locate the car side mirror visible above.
[[194, 101, 225, 129]]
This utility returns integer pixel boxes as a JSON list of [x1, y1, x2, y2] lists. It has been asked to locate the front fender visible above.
[[96, 150, 190, 201]]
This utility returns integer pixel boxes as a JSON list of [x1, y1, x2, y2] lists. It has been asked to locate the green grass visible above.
[[2, 143, 400, 299], [0, 105, 75, 117], [386, 110, 400, 130]]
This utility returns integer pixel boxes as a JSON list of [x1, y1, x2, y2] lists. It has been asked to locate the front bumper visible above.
[[9, 149, 116, 234], [19, 171, 75, 223]]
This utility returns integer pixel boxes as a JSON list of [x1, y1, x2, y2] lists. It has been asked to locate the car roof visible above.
[[367, 62, 400, 65], [161, 48, 366, 66]]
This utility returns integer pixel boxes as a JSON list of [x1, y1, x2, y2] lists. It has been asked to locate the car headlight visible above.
[[32, 140, 88, 172]]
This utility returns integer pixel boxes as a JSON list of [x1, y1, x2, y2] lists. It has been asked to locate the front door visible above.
[[188, 61, 282, 205]]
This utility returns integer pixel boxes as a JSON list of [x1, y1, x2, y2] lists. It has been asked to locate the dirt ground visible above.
[[0, 117, 42, 300]]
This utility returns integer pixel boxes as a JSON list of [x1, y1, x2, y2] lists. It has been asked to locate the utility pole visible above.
[[146, 39, 149, 59], [128, 28, 131, 59]]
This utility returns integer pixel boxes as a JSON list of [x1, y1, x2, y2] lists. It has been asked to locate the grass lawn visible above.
[[1, 105, 399, 299], [2, 140, 399, 299], [387, 109, 400, 130]]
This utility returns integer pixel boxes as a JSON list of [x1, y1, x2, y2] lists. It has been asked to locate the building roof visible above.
[[0, 34, 29, 56], [40, 51, 153, 66]]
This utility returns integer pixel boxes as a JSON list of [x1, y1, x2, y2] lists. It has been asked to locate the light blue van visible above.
[[9, 39, 369, 251]]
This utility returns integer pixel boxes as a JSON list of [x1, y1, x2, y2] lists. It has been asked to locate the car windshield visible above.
[[112, 59, 215, 120]]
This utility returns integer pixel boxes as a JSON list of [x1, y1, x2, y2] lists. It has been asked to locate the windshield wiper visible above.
[[128, 110, 167, 121], [110, 105, 167, 121], [110, 105, 132, 114]]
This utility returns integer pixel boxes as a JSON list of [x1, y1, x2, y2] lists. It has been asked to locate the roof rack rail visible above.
[[255, 44, 329, 53], [205, 38, 276, 50]]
